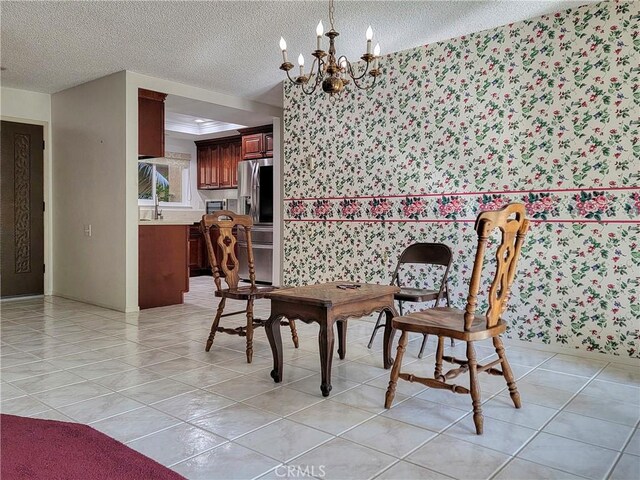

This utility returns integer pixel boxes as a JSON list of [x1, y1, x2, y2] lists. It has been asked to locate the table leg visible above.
[[383, 306, 398, 369], [319, 322, 335, 397], [337, 320, 347, 360], [265, 314, 284, 383]]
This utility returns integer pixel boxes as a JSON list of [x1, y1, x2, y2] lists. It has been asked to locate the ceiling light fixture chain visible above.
[[279, 0, 381, 97], [328, 0, 336, 31]]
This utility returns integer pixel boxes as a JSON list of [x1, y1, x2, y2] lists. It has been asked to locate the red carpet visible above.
[[1, 414, 185, 480]]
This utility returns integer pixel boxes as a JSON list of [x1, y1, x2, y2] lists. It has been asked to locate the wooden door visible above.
[[207, 145, 220, 188], [231, 141, 242, 187], [1, 121, 45, 297], [138, 89, 167, 158], [264, 133, 274, 157], [242, 134, 264, 160], [188, 225, 205, 276], [197, 145, 210, 189], [219, 142, 233, 188]]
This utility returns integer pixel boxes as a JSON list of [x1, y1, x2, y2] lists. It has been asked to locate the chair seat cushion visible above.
[[395, 287, 441, 303], [392, 307, 506, 341], [216, 285, 277, 300]]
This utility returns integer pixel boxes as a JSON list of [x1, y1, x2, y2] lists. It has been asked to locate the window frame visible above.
[[138, 160, 191, 207]]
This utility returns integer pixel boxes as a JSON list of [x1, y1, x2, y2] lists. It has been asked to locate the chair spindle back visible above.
[[464, 204, 529, 330], [200, 211, 256, 291]]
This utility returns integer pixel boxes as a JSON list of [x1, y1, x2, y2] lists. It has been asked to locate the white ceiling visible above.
[[164, 111, 246, 137], [163, 93, 273, 140], [1, 0, 596, 106]]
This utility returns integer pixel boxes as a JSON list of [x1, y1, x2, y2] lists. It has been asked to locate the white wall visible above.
[[1, 87, 53, 295], [1, 87, 50, 122], [51, 72, 129, 311]]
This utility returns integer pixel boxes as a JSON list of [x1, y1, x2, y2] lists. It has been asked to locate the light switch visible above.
[[84, 224, 92, 237]]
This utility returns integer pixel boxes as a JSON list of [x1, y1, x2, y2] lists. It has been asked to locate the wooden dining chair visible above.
[[384, 204, 530, 434], [200, 211, 298, 363], [367, 243, 454, 358]]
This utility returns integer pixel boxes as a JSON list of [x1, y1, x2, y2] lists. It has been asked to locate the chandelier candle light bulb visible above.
[[373, 43, 380, 70], [316, 21, 324, 50], [280, 37, 288, 63], [298, 54, 305, 77], [366, 25, 373, 54]]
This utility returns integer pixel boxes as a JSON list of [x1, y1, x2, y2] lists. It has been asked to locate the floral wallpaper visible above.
[[282, 1, 639, 357]]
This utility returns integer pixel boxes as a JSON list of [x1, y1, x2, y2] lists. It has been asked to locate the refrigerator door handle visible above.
[[248, 162, 257, 220], [251, 161, 260, 223]]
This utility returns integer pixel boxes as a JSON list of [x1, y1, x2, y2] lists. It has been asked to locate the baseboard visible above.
[[502, 337, 640, 367], [50, 292, 128, 314], [1, 294, 44, 302]]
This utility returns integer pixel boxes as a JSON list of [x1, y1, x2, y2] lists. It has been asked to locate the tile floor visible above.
[[1, 277, 639, 480]]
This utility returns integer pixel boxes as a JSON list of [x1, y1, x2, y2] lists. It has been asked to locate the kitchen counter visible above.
[[139, 219, 199, 225]]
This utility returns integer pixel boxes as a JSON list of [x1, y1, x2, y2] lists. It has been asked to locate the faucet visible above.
[[154, 196, 163, 220]]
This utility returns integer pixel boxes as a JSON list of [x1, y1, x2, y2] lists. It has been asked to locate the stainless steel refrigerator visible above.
[[236, 158, 273, 284]]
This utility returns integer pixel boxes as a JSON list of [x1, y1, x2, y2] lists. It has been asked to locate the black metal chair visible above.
[[367, 243, 454, 358]]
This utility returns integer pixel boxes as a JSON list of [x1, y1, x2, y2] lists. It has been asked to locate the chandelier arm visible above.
[[351, 72, 378, 91], [300, 77, 320, 95], [344, 57, 372, 82], [298, 57, 323, 95], [283, 69, 300, 85]]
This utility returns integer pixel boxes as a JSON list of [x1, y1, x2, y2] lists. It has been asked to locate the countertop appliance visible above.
[[206, 199, 238, 214], [237, 158, 273, 283], [206, 200, 225, 213]]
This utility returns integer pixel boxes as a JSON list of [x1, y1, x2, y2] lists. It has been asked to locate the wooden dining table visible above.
[[264, 282, 400, 396]]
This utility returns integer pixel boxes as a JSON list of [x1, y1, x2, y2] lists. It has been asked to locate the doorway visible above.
[[1, 120, 44, 297]]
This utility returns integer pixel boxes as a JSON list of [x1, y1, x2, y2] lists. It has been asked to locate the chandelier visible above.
[[278, 0, 381, 96]]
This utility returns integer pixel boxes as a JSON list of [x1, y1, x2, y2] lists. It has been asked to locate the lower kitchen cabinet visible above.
[[189, 224, 209, 276], [139, 224, 189, 309], [188, 224, 237, 277]]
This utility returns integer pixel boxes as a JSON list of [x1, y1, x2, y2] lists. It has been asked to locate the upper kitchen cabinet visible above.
[[138, 88, 167, 158], [195, 136, 241, 190], [239, 125, 273, 160]]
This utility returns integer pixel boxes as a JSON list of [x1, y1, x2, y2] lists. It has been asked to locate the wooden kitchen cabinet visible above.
[[231, 141, 241, 187], [139, 224, 189, 309], [195, 136, 241, 190], [138, 89, 167, 159], [264, 132, 274, 156], [189, 225, 207, 276], [219, 142, 234, 188], [239, 125, 273, 160], [241, 134, 264, 160], [197, 146, 211, 189]]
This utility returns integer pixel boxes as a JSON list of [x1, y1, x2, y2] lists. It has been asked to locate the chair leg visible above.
[[467, 341, 484, 435], [205, 297, 226, 352], [385, 330, 408, 408], [434, 336, 445, 379], [367, 310, 385, 349], [418, 334, 429, 359], [445, 290, 454, 348], [245, 299, 254, 363], [494, 336, 521, 408], [289, 319, 299, 348]]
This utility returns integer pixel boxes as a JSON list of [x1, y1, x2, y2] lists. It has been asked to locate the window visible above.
[[138, 155, 190, 206]]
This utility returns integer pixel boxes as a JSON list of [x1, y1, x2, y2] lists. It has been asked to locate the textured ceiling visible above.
[[1, 0, 596, 106]]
